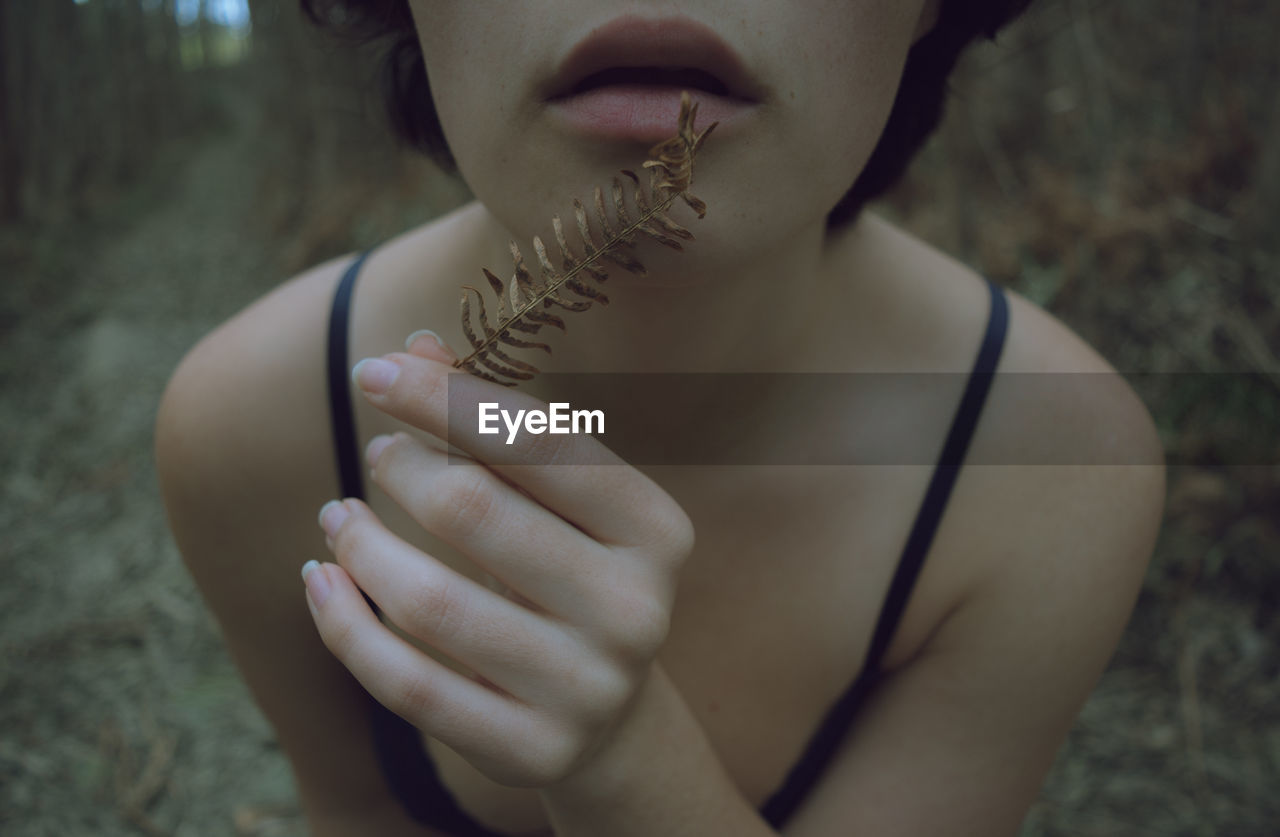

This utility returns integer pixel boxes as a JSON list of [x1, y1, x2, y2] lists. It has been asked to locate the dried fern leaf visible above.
[[483, 269, 509, 322], [553, 215, 610, 285], [572, 199, 597, 259], [524, 308, 567, 331], [475, 343, 539, 377], [453, 91, 716, 386], [544, 292, 594, 313], [499, 332, 552, 353], [602, 246, 647, 275], [565, 277, 608, 304], [593, 186, 624, 245], [532, 237, 559, 285], [458, 287, 485, 350], [509, 242, 537, 305]]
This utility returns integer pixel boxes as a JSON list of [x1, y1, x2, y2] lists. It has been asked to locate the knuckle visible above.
[[369, 431, 410, 484], [574, 660, 633, 718], [321, 614, 358, 661], [624, 598, 672, 656], [402, 357, 448, 410], [601, 590, 671, 659], [392, 673, 438, 721], [404, 573, 465, 643], [516, 720, 584, 787], [434, 467, 498, 540], [651, 504, 696, 564], [329, 516, 369, 573], [514, 424, 575, 466]]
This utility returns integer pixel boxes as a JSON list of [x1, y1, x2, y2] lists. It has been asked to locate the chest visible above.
[[368, 463, 970, 835]]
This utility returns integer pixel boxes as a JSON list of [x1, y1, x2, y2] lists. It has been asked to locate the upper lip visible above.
[[544, 14, 763, 102]]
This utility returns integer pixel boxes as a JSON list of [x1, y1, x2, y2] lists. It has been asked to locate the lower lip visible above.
[[548, 85, 755, 142]]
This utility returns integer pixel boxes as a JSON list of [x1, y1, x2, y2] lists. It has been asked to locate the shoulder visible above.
[[155, 250, 358, 510], [826, 213, 1165, 662], [789, 260, 1167, 835], [155, 200, 476, 487], [856, 212, 1166, 585], [152, 248, 454, 827], [155, 200, 481, 546], [870, 296, 1167, 825], [936, 274, 1167, 630], [923, 278, 1167, 776], [866, 210, 1166, 536], [976, 284, 1167, 535], [950, 282, 1167, 658]]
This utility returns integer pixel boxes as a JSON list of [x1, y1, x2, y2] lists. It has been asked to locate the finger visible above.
[[321, 498, 577, 696], [366, 433, 632, 618], [351, 351, 689, 550], [301, 558, 537, 774], [403, 329, 458, 364]]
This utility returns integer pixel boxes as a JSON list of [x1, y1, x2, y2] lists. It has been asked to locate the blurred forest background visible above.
[[1, 0, 1278, 835]]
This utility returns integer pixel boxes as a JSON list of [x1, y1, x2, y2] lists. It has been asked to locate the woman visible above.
[[156, 1, 1167, 834]]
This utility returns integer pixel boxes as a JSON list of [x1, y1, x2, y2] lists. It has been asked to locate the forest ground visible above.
[[3, 14, 1279, 835]]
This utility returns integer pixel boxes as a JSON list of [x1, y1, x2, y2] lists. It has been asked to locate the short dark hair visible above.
[[300, 0, 1035, 227]]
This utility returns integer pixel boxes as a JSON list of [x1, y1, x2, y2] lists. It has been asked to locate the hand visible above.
[[302, 333, 695, 789]]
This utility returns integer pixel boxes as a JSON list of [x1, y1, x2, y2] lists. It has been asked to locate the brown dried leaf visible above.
[[526, 308, 567, 331], [566, 277, 609, 305], [483, 268, 510, 321], [498, 329, 552, 353], [452, 91, 716, 385]]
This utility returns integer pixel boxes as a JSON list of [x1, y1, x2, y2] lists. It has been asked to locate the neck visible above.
[[442, 204, 918, 464], [464, 204, 872, 383]]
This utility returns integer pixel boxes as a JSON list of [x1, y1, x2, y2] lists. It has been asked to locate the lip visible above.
[[544, 14, 763, 142]]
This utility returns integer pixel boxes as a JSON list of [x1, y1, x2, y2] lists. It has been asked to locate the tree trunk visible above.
[[0, 0, 24, 221], [199, 0, 217, 66]]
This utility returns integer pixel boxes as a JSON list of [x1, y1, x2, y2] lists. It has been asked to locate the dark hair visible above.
[[300, 0, 1035, 227]]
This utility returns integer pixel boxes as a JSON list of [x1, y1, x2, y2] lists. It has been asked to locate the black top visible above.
[[325, 250, 1009, 834]]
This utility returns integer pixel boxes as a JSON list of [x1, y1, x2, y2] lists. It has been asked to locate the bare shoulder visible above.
[[787, 233, 1167, 836], [871, 211, 1167, 544], [973, 284, 1168, 545], [155, 197, 479, 497], [154, 200, 484, 833], [154, 249, 362, 604], [154, 249, 444, 833], [156, 251, 353, 490], [998, 289, 1161, 446], [869, 288, 1168, 831], [863, 212, 1166, 595], [949, 281, 1168, 666], [939, 273, 1167, 630]]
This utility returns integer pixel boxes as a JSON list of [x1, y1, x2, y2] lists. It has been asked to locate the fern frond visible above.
[[453, 91, 716, 386]]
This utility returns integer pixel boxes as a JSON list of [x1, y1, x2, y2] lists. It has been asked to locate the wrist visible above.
[[537, 666, 774, 837], [546, 665, 677, 803], [545, 660, 696, 808]]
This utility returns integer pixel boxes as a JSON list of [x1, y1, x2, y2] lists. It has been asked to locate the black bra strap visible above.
[[325, 249, 507, 836], [760, 278, 1008, 828], [327, 251, 370, 501], [861, 276, 1008, 674], [328, 257, 1008, 833]]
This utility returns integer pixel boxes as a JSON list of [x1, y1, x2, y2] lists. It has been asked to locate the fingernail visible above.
[[352, 357, 399, 395], [301, 560, 332, 607], [365, 434, 394, 468], [318, 499, 350, 538], [405, 329, 447, 354]]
